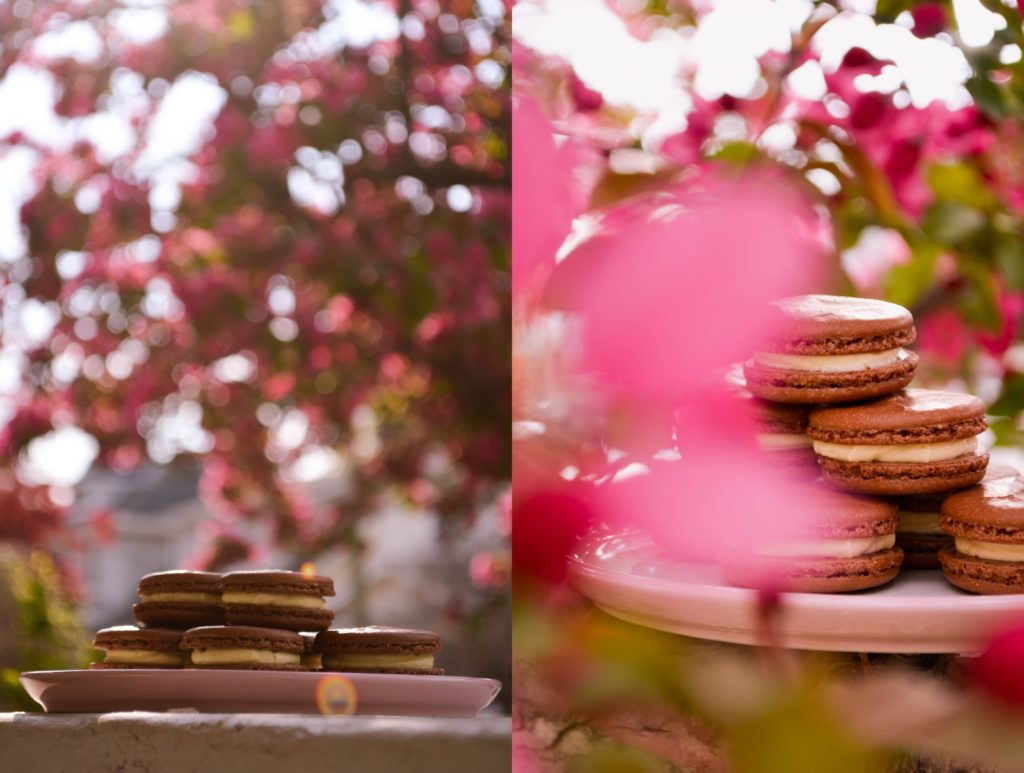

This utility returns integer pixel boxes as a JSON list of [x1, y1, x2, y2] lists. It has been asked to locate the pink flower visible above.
[[917, 308, 969, 367], [850, 92, 889, 130], [469, 550, 511, 588], [841, 227, 911, 294], [978, 288, 1024, 357], [596, 390, 825, 573], [911, 3, 947, 38], [512, 484, 594, 586], [558, 171, 824, 400], [570, 72, 604, 112], [511, 94, 586, 298], [970, 623, 1024, 708]]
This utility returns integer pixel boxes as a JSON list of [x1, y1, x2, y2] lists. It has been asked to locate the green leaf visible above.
[[725, 691, 889, 773], [995, 236, 1024, 290], [566, 745, 665, 773], [989, 416, 1024, 448], [710, 141, 760, 166], [959, 262, 1003, 331], [884, 242, 940, 307], [589, 169, 682, 211], [966, 74, 1008, 120], [990, 374, 1024, 419], [927, 162, 997, 210], [873, 0, 928, 22], [228, 9, 254, 39], [921, 201, 986, 244]]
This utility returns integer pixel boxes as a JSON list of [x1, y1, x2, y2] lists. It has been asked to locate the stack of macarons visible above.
[[91, 569, 445, 673], [739, 293, 1008, 593]]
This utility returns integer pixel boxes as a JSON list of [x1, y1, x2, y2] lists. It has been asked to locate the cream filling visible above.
[[756, 433, 813, 450], [301, 654, 323, 669], [190, 648, 301, 665], [323, 653, 435, 670], [221, 591, 325, 609], [955, 538, 1024, 562], [897, 512, 942, 535], [104, 649, 185, 666], [753, 348, 905, 373], [140, 592, 220, 603], [812, 436, 977, 463], [757, 533, 895, 559]]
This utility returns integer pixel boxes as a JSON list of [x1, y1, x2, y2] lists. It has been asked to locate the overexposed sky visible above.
[[514, 0, 1004, 148], [0, 0, 418, 488]]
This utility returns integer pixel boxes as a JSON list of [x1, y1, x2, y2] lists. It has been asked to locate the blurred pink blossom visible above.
[[570, 72, 604, 112], [513, 483, 595, 586], [559, 172, 825, 400], [970, 622, 1024, 709], [978, 287, 1024, 358], [512, 94, 587, 298], [911, 3, 947, 37], [597, 391, 822, 572], [841, 227, 911, 294], [917, 308, 969, 367]]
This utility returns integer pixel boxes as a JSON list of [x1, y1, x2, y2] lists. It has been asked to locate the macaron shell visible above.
[[94, 626, 184, 652], [896, 493, 948, 513], [137, 570, 222, 595], [818, 453, 989, 496], [808, 389, 987, 438], [759, 448, 819, 473], [315, 626, 441, 655], [763, 295, 915, 354], [188, 663, 309, 671], [221, 570, 335, 597], [939, 468, 1024, 534], [896, 533, 951, 569], [134, 601, 225, 630], [180, 625, 304, 652], [800, 483, 899, 538], [728, 548, 903, 593], [938, 547, 1024, 594], [743, 355, 916, 405], [750, 399, 811, 434], [89, 662, 183, 670], [323, 667, 446, 676], [224, 604, 334, 632]]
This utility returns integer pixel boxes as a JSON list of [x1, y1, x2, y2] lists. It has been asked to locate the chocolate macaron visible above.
[[744, 294, 917, 404], [893, 467, 1017, 568], [317, 627, 444, 675], [300, 632, 322, 670], [134, 570, 224, 629], [808, 389, 989, 496], [751, 399, 816, 469], [728, 484, 902, 593], [222, 570, 335, 632], [894, 493, 951, 569], [92, 626, 186, 669], [181, 625, 306, 670], [938, 467, 1024, 594]]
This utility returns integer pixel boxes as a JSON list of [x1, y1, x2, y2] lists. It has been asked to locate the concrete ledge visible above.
[[0, 712, 511, 773]]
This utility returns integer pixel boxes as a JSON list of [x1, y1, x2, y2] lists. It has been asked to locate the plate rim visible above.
[[568, 528, 1024, 652], [18, 668, 503, 716]]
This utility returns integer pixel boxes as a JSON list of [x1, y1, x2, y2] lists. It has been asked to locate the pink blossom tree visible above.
[[0, 1, 510, 589]]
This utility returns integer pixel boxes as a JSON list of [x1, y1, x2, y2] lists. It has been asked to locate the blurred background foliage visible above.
[[0, 545, 90, 710], [0, 0, 510, 708]]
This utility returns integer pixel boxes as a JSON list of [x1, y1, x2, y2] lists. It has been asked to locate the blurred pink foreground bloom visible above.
[[970, 621, 1024, 709], [556, 172, 826, 400], [514, 96, 843, 585], [512, 93, 587, 298]]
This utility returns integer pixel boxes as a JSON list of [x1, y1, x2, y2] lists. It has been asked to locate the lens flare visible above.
[[316, 675, 357, 716]]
